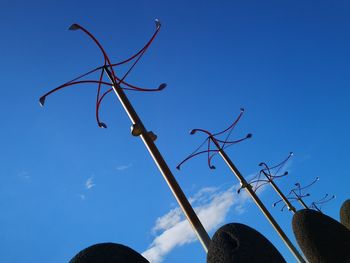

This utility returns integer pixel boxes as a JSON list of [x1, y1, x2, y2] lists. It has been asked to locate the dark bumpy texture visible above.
[[69, 243, 150, 263], [207, 223, 286, 263], [293, 209, 350, 263], [340, 199, 350, 230]]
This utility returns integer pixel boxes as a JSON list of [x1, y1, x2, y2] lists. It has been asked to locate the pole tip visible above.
[[39, 96, 46, 107], [190, 129, 197, 135], [158, 83, 167, 90], [155, 19, 161, 28], [98, 122, 107, 129], [69, 24, 80, 31]]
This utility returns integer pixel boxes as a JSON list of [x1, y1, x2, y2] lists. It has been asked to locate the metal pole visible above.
[[104, 67, 211, 252], [291, 190, 309, 210], [211, 139, 305, 262], [261, 172, 296, 213]]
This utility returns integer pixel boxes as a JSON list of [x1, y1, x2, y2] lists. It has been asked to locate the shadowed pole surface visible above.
[[258, 168, 297, 213], [69, 243, 150, 263], [340, 199, 350, 230], [207, 223, 286, 263], [39, 22, 211, 253], [104, 67, 211, 251], [213, 139, 305, 263], [292, 209, 350, 263], [291, 190, 309, 209]]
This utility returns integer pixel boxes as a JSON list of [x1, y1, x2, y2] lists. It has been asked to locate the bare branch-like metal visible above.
[[39, 21, 211, 252], [177, 110, 305, 263]]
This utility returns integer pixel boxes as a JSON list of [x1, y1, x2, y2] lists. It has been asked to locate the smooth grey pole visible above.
[[291, 190, 309, 210], [104, 67, 211, 252], [211, 138, 305, 262], [261, 172, 297, 213]]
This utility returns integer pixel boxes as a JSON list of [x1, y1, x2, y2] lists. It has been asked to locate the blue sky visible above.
[[1, 0, 350, 262]]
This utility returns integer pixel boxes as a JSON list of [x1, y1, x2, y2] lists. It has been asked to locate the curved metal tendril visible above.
[[310, 194, 335, 212], [242, 152, 292, 193], [289, 177, 319, 197], [176, 108, 252, 170], [273, 177, 319, 212], [39, 19, 166, 128]]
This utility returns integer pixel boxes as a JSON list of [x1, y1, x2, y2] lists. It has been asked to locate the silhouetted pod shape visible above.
[[292, 209, 350, 263], [69, 243, 150, 263], [340, 199, 350, 230], [207, 223, 286, 263]]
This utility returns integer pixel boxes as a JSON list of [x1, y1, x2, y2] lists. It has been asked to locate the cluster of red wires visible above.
[[245, 152, 293, 193], [310, 193, 335, 212], [176, 108, 252, 170], [273, 177, 319, 211], [39, 20, 166, 128]]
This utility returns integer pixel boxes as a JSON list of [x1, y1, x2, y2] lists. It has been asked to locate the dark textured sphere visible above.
[[292, 209, 350, 263], [69, 243, 150, 263], [207, 223, 286, 263], [340, 199, 350, 230]]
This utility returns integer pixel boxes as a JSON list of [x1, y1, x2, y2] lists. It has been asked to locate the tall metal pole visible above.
[[104, 67, 211, 252], [211, 138, 305, 262], [291, 190, 309, 210], [261, 171, 297, 213]]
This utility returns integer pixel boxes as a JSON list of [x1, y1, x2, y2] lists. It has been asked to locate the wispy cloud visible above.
[[116, 163, 133, 171], [142, 184, 250, 263], [85, 176, 95, 190], [79, 194, 86, 201], [18, 171, 30, 179]]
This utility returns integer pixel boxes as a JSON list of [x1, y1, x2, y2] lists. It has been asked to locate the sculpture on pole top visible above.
[[176, 108, 252, 170], [39, 20, 166, 129]]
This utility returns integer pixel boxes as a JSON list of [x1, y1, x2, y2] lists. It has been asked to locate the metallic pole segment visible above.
[[211, 139, 305, 263], [262, 172, 296, 213], [291, 190, 309, 210], [104, 67, 211, 252]]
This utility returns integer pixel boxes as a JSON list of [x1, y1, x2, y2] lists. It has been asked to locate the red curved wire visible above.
[[259, 152, 293, 174], [109, 20, 161, 68], [80, 21, 162, 127], [40, 21, 164, 129], [40, 80, 114, 99], [176, 148, 219, 170], [212, 109, 244, 137], [95, 68, 106, 127], [177, 109, 250, 171]]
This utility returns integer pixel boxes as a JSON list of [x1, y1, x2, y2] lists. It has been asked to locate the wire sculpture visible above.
[[241, 152, 293, 194], [273, 177, 319, 212], [38, 20, 213, 251], [176, 110, 305, 261], [176, 108, 252, 170], [39, 20, 166, 128], [310, 194, 336, 212]]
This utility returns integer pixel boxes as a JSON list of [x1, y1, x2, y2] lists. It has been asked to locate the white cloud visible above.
[[152, 207, 182, 234], [116, 163, 133, 171], [79, 194, 86, 200], [142, 184, 250, 263], [18, 171, 30, 179], [85, 176, 95, 190]]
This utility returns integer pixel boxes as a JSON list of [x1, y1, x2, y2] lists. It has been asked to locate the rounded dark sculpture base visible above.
[[340, 199, 350, 230], [292, 209, 350, 263], [207, 223, 286, 263], [69, 243, 150, 263]]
